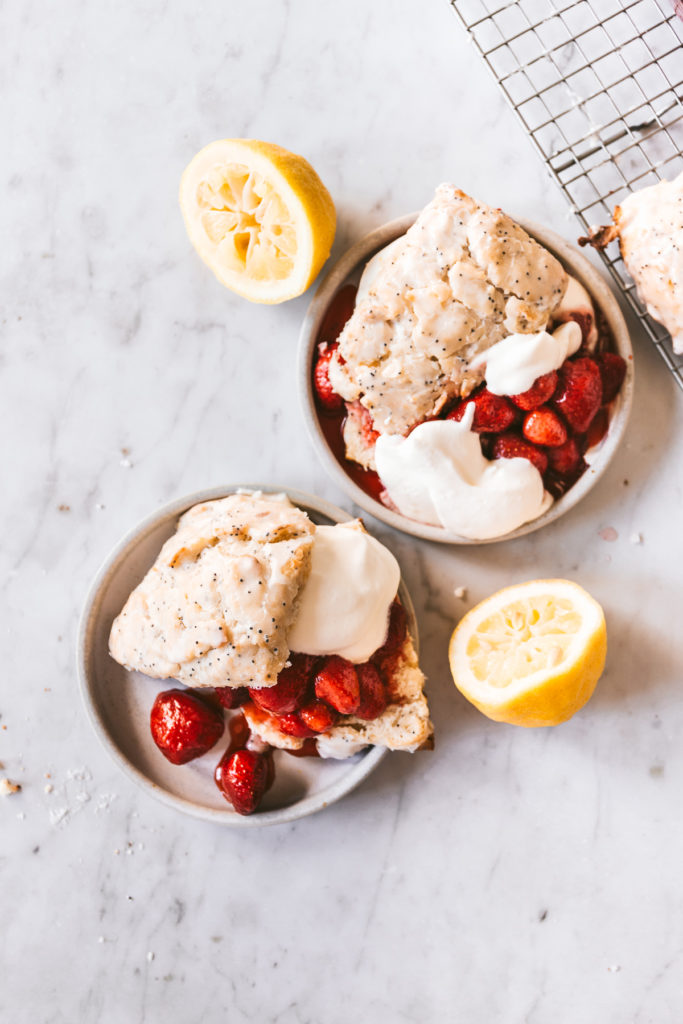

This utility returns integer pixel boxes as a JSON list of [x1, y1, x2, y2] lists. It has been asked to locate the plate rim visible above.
[[298, 211, 634, 544], [76, 484, 426, 827]]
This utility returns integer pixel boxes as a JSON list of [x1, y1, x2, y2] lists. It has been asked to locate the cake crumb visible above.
[[599, 526, 618, 543], [0, 778, 21, 796], [629, 532, 643, 545], [454, 586, 468, 600], [607, 964, 621, 974], [44, 783, 53, 794], [147, 952, 155, 962]]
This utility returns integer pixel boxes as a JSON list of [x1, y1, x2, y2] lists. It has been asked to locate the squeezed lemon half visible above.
[[449, 579, 607, 727], [179, 138, 336, 304]]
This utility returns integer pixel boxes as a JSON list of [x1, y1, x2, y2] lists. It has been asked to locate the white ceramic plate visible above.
[[78, 485, 420, 827], [298, 213, 634, 544]]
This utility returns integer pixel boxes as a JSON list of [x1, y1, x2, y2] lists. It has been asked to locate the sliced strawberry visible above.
[[522, 407, 568, 448], [447, 388, 517, 433], [314, 656, 360, 714], [546, 437, 582, 476], [313, 342, 344, 413], [150, 689, 224, 766], [371, 600, 408, 673], [214, 748, 269, 815], [492, 434, 548, 475], [355, 663, 389, 720], [596, 351, 626, 404], [552, 356, 602, 433], [248, 653, 316, 715], [279, 713, 317, 738], [510, 370, 559, 411], [299, 698, 339, 733], [214, 686, 249, 710]]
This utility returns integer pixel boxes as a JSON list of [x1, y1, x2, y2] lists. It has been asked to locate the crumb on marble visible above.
[[0, 778, 21, 796]]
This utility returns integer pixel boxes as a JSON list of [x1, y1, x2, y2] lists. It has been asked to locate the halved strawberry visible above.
[[447, 388, 517, 433], [214, 748, 269, 815], [214, 686, 249, 710], [492, 434, 548, 475], [314, 656, 360, 714], [249, 653, 316, 715], [561, 310, 594, 347], [546, 437, 582, 476], [150, 689, 224, 766], [355, 663, 389, 720], [510, 370, 559, 411], [596, 351, 627, 404], [552, 356, 602, 433], [585, 406, 609, 449], [371, 600, 408, 674], [299, 699, 339, 733], [522, 407, 568, 448], [313, 342, 344, 413], [279, 713, 317, 738]]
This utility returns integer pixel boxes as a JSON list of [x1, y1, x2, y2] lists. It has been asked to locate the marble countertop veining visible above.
[[2, 1, 683, 1021]]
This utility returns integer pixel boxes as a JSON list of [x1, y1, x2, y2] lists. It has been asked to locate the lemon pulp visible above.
[[180, 139, 336, 304], [449, 579, 607, 727]]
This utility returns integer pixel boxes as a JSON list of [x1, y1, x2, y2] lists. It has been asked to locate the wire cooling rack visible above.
[[450, 0, 683, 390]]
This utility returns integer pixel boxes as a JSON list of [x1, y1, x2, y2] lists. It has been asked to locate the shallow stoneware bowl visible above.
[[78, 485, 420, 827], [298, 213, 634, 544]]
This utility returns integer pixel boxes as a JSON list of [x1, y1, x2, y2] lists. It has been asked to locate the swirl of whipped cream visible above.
[[374, 405, 552, 540]]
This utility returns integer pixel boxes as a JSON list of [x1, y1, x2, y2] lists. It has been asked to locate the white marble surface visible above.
[[3, 1, 683, 1021]]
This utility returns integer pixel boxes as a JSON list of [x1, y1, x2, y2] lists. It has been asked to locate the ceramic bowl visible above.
[[298, 213, 634, 544], [78, 485, 420, 827]]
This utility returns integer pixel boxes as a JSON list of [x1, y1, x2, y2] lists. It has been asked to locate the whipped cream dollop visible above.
[[287, 522, 400, 662], [374, 405, 552, 539], [475, 319, 582, 396]]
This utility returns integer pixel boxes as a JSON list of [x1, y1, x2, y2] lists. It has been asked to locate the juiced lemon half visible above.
[[448, 579, 606, 727], [179, 138, 336, 304]]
